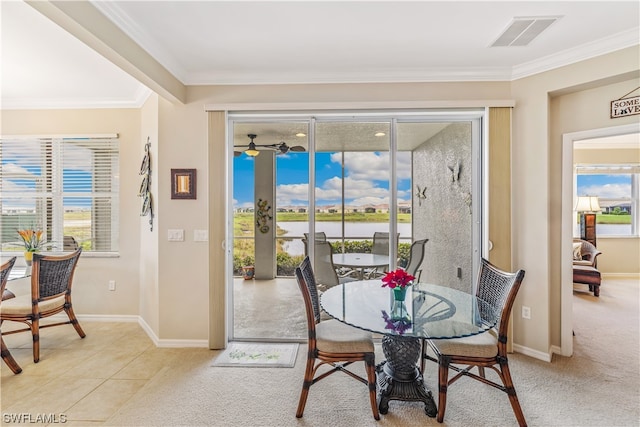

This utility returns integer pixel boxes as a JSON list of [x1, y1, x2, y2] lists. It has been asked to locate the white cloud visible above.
[[330, 151, 412, 181], [579, 183, 631, 198]]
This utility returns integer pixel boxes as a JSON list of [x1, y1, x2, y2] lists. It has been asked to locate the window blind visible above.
[[0, 136, 119, 253]]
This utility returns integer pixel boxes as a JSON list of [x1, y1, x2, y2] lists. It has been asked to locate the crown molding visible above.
[[512, 28, 640, 80], [1, 86, 152, 110]]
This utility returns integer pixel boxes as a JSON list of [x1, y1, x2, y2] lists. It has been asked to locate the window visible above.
[[575, 164, 640, 236], [1, 136, 119, 253]]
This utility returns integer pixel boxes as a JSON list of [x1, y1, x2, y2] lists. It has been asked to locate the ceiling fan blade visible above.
[[289, 145, 306, 152]]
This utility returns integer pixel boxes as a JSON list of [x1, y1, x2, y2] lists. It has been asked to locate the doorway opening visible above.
[[560, 122, 640, 356]]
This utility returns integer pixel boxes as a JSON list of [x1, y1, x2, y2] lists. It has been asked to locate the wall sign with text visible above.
[[611, 93, 640, 119]]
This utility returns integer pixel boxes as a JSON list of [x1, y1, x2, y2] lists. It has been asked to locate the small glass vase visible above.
[[24, 251, 35, 266], [391, 286, 409, 321]]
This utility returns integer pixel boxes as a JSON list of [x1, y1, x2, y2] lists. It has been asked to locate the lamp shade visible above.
[[574, 196, 601, 213]]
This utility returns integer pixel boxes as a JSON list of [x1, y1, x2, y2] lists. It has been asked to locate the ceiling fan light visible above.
[[245, 148, 260, 157]]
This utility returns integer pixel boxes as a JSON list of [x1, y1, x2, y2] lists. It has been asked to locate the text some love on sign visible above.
[[611, 95, 640, 119]]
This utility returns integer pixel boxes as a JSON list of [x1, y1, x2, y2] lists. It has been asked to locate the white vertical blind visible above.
[[0, 136, 119, 252]]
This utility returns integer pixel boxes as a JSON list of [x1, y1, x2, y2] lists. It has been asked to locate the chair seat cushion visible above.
[[316, 319, 374, 353], [573, 260, 592, 267], [0, 294, 65, 316], [431, 329, 498, 358]]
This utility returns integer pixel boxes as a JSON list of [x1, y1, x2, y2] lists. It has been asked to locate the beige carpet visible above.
[[100, 278, 639, 427]]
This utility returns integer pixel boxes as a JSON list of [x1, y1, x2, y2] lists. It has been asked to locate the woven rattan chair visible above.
[[422, 258, 526, 426], [0, 257, 22, 374], [1, 249, 85, 363], [294, 256, 380, 420], [404, 239, 428, 281]]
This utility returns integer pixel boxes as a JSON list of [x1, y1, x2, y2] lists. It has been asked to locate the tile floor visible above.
[[0, 321, 214, 425]]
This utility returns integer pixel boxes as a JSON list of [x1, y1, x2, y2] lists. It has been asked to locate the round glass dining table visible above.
[[320, 280, 497, 416]]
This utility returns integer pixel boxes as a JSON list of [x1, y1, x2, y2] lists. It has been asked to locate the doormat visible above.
[[212, 342, 299, 368]]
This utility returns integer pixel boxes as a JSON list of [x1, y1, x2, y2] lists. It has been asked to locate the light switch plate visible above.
[[194, 229, 208, 241], [168, 229, 184, 241]]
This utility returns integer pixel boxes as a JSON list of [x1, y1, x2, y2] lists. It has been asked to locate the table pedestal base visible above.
[[376, 335, 437, 417]]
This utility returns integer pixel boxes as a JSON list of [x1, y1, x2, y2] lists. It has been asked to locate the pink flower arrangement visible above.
[[381, 269, 415, 289]]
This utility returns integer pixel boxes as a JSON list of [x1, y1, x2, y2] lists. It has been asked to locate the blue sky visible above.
[[233, 151, 412, 208], [577, 174, 631, 199]]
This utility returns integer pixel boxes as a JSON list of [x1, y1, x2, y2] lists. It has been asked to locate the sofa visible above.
[[572, 239, 603, 296]]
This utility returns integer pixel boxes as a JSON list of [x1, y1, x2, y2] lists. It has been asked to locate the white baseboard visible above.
[[513, 343, 552, 362], [602, 273, 640, 279], [45, 314, 209, 348], [76, 314, 139, 322], [136, 316, 208, 348]]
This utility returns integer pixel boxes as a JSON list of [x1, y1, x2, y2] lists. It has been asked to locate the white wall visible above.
[[512, 46, 639, 355], [0, 108, 142, 317], [2, 46, 638, 359]]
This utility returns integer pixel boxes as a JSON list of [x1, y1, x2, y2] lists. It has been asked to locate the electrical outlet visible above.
[[522, 306, 531, 319], [108, 280, 116, 291]]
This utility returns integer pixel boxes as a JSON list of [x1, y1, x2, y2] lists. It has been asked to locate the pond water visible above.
[[277, 221, 412, 255], [277, 223, 632, 256]]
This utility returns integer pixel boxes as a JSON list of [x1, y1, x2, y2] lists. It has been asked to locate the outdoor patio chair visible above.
[[422, 258, 527, 426], [404, 239, 428, 282], [0, 257, 22, 374], [313, 241, 355, 291], [1, 249, 85, 363], [302, 232, 327, 256], [366, 231, 400, 278], [294, 256, 379, 420]]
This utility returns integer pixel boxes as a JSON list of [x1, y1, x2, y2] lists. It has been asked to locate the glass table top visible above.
[[320, 280, 497, 339]]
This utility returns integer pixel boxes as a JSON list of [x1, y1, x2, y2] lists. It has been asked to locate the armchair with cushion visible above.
[[572, 239, 602, 268], [572, 239, 603, 297]]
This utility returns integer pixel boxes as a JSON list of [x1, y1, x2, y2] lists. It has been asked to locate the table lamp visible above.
[[574, 196, 600, 246]]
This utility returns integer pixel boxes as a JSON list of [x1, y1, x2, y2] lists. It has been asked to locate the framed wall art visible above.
[[171, 169, 197, 199]]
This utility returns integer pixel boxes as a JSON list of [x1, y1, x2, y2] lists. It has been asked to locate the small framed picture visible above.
[[171, 169, 197, 199]]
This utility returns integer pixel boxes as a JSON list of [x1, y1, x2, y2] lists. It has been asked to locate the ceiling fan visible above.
[[234, 134, 306, 157]]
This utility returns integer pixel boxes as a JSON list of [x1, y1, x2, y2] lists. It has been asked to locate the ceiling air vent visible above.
[[491, 16, 560, 47]]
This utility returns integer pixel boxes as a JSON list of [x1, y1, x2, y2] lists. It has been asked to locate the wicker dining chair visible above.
[[294, 257, 380, 420], [422, 258, 527, 426], [1, 249, 85, 363], [404, 239, 428, 281], [0, 257, 22, 374]]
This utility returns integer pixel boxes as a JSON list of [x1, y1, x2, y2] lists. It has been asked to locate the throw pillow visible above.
[[572, 242, 582, 260]]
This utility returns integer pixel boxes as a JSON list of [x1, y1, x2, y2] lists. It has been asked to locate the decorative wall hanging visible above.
[[256, 198, 272, 234], [447, 160, 461, 183], [415, 185, 427, 206], [139, 137, 154, 231], [610, 86, 640, 119], [171, 169, 197, 199], [447, 161, 472, 214]]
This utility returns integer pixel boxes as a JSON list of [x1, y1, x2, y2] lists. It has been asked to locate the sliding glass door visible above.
[[228, 111, 483, 341]]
